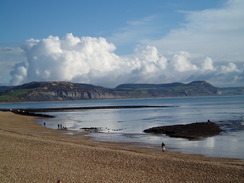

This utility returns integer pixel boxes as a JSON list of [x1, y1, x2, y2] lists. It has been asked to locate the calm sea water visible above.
[[1, 96, 243, 159]]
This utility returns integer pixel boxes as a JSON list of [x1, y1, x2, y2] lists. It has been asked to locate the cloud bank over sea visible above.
[[10, 34, 243, 87]]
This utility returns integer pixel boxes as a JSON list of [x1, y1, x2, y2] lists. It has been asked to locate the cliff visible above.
[[0, 81, 221, 102], [115, 81, 220, 98]]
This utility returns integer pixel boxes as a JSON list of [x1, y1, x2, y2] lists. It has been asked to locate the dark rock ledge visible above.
[[143, 121, 223, 140]]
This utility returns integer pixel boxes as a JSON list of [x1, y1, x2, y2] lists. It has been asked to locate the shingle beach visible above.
[[0, 111, 243, 183]]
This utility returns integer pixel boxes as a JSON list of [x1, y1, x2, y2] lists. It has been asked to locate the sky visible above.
[[0, 0, 243, 87]]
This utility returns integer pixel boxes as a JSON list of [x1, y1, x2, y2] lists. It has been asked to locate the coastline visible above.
[[0, 105, 172, 112], [0, 111, 243, 182]]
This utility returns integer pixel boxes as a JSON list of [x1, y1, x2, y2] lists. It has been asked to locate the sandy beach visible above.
[[0, 111, 243, 182]]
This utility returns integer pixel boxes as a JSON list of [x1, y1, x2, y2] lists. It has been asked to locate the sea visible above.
[[1, 95, 243, 159]]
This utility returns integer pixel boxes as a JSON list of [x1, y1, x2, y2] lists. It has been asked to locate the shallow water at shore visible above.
[[1, 96, 244, 159], [1, 111, 243, 183]]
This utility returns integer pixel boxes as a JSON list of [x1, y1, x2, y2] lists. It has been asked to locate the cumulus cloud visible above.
[[10, 62, 27, 85], [10, 34, 243, 87], [145, 0, 244, 62], [201, 57, 216, 71]]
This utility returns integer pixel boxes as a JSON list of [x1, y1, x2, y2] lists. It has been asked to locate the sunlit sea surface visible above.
[[1, 96, 243, 159]]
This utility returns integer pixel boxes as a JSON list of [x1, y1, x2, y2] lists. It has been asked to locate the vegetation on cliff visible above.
[[0, 80, 230, 102]]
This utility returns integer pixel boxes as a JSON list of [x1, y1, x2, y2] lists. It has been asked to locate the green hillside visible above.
[[0, 81, 235, 102]]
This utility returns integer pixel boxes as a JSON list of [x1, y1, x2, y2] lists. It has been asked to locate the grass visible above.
[[0, 89, 30, 102]]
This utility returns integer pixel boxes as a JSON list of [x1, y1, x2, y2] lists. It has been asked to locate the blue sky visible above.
[[0, 0, 243, 87], [0, 0, 225, 53]]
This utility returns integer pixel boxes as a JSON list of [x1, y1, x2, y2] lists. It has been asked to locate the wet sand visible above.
[[0, 111, 243, 182]]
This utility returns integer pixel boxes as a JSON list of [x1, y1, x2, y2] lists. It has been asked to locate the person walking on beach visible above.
[[161, 142, 166, 152]]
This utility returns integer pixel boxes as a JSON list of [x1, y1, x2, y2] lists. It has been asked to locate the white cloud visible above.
[[10, 62, 27, 85], [0, 46, 24, 85], [171, 51, 197, 72], [145, 0, 244, 62], [201, 57, 216, 71], [220, 63, 238, 73], [9, 34, 243, 87]]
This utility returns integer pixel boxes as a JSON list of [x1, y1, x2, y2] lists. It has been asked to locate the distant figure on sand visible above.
[[161, 142, 166, 152], [43, 122, 46, 127], [58, 124, 60, 130]]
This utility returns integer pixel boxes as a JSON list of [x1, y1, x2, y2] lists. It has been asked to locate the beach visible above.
[[0, 111, 243, 182]]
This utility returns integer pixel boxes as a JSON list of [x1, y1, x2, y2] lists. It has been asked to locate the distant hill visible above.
[[115, 81, 220, 97], [115, 82, 183, 89], [219, 87, 244, 96], [0, 80, 227, 102], [0, 81, 116, 102], [0, 86, 13, 91]]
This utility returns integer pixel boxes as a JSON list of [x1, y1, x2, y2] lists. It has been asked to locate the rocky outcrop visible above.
[[143, 121, 223, 140]]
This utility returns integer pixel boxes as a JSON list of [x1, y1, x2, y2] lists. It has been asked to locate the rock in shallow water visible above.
[[143, 121, 223, 140]]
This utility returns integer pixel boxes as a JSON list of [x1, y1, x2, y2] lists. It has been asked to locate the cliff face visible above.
[[24, 90, 118, 101], [115, 81, 220, 98], [0, 81, 221, 102], [3, 81, 119, 102]]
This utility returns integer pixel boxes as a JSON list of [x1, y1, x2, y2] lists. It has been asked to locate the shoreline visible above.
[[1, 94, 242, 104], [2, 107, 243, 159], [4, 107, 244, 159], [0, 111, 243, 182], [0, 105, 173, 112]]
